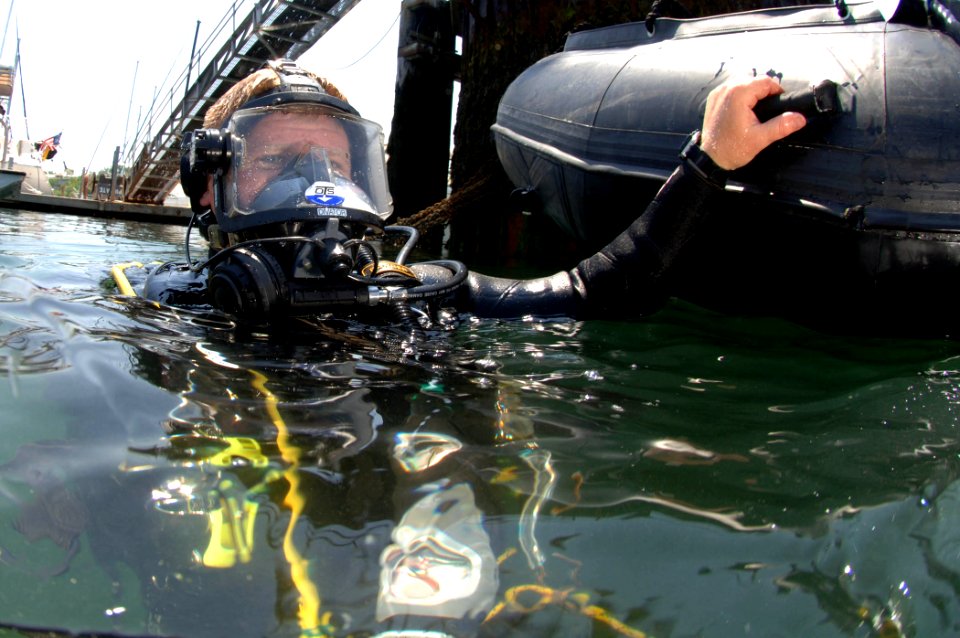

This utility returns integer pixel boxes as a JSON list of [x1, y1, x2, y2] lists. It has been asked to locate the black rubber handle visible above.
[[753, 80, 840, 122]]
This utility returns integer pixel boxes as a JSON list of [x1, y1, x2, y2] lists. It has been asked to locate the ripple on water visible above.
[[6, 209, 960, 636]]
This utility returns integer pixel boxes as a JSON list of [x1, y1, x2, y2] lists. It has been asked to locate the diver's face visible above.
[[236, 111, 351, 209]]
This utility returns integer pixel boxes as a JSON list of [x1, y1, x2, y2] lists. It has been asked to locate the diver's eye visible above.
[[326, 150, 351, 177], [250, 154, 285, 171]]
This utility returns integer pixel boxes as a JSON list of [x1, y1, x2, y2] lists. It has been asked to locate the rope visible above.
[[396, 167, 498, 233]]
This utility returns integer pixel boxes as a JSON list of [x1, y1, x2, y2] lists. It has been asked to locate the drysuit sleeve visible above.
[[456, 163, 719, 319]]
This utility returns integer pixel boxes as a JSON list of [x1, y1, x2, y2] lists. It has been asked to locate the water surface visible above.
[[2, 208, 960, 637]]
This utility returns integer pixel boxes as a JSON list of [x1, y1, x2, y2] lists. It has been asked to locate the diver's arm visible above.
[[457, 162, 718, 319]]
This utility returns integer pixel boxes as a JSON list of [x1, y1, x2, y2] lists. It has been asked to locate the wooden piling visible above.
[[385, 0, 458, 225]]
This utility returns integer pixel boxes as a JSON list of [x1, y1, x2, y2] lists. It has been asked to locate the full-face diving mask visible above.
[[222, 104, 391, 232], [182, 79, 392, 236]]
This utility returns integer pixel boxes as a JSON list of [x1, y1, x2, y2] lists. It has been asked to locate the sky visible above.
[[0, 0, 402, 173]]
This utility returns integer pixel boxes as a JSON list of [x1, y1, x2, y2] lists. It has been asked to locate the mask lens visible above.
[[218, 104, 393, 232], [298, 147, 335, 183]]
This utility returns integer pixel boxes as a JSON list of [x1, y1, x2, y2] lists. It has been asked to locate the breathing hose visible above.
[[389, 260, 468, 302], [385, 224, 419, 265]]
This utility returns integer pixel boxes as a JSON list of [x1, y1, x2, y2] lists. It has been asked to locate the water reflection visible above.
[[0, 440, 90, 577], [5, 209, 960, 636], [378, 482, 497, 623], [96, 312, 523, 636], [393, 433, 463, 473]]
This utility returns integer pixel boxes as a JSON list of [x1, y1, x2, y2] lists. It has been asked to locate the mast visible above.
[[0, 0, 14, 163], [0, 0, 14, 61], [0, 43, 17, 164], [121, 60, 139, 163]]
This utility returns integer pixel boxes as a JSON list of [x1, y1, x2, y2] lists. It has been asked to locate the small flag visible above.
[[35, 132, 61, 161]]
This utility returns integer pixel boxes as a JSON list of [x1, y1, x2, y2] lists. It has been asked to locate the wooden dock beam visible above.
[[385, 0, 458, 221]]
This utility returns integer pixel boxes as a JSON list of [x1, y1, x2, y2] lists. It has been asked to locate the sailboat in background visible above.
[[0, 53, 53, 197], [0, 0, 53, 198], [0, 58, 24, 198]]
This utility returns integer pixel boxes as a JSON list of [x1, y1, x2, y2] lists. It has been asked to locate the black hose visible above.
[[385, 225, 419, 265], [189, 236, 314, 273], [395, 260, 468, 301], [390, 301, 425, 340], [351, 240, 379, 276], [753, 80, 840, 123], [185, 212, 197, 265]]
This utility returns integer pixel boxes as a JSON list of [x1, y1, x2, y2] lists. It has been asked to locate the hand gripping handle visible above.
[[753, 79, 841, 122]]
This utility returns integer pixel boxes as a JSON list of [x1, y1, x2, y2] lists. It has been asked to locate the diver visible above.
[[135, 59, 806, 324]]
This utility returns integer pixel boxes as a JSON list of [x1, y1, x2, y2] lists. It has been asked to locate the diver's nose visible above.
[[294, 147, 335, 182]]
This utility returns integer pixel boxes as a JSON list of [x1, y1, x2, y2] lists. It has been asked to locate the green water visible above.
[[2, 208, 960, 637]]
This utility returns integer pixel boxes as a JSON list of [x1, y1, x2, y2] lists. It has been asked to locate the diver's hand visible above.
[[700, 77, 807, 171]]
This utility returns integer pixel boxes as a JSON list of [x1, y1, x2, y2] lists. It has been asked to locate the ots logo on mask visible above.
[[305, 182, 344, 207]]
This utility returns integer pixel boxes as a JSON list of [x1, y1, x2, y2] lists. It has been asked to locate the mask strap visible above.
[[266, 59, 318, 95]]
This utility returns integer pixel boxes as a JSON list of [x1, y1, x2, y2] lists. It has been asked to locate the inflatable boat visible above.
[[492, 0, 960, 334]]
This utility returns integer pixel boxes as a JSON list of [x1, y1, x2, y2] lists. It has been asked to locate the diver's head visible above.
[[181, 59, 392, 243], [178, 59, 401, 317]]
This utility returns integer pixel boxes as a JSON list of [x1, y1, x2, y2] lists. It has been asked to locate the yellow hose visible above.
[[111, 262, 143, 297]]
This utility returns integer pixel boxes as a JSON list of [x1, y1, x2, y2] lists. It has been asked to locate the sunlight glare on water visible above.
[[2, 208, 960, 637]]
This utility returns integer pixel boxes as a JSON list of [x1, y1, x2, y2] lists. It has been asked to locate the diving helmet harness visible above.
[[178, 59, 465, 319]]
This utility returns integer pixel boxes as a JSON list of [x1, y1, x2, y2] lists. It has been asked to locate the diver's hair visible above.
[[203, 66, 350, 129]]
